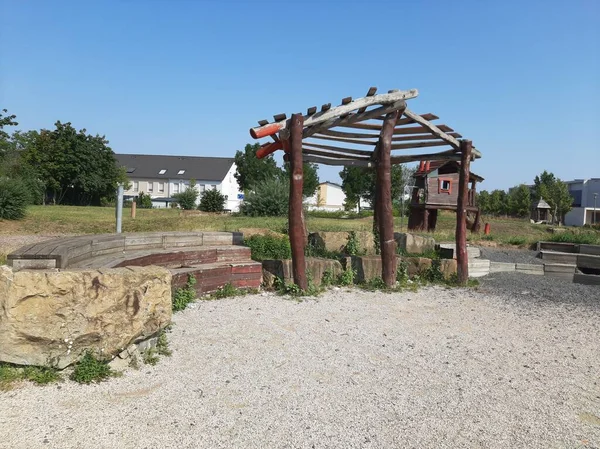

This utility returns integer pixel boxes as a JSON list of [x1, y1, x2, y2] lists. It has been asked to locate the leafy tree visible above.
[[339, 165, 413, 211], [199, 188, 227, 212], [282, 161, 319, 197], [239, 177, 289, 217], [477, 190, 491, 214], [0, 109, 18, 141], [234, 143, 281, 192], [533, 170, 572, 224], [507, 184, 531, 217], [21, 122, 126, 205], [136, 192, 153, 209], [0, 179, 29, 220], [173, 179, 199, 210], [489, 189, 508, 216]]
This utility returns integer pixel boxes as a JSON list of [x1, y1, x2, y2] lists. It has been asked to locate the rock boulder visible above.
[[394, 233, 436, 255], [0, 265, 172, 368]]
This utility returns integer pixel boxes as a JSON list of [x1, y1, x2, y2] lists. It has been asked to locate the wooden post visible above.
[[288, 113, 307, 291], [131, 200, 137, 219], [456, 140, 472, 286], [375, 110, 400, 287]]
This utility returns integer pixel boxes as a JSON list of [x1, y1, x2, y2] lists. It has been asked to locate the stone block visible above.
[[9, 258, 57, 271], [402, 257, 432, 278], [262, 258, 344, 288], [490, 262, 516, 273], [0, 265, 172, 368], [573, 273, 600, 286], [578, 254, 600, 271], [468, 259, 490, 278], [515, 263, 544, 275], [439, 259, 457, 280], [395, 233, 436, 255], [308, 231, 376, 255], [537, 241, 578, 253], [438, 243, 481, 260], [579, 244, 600, 256], [539, 251, 578, 265]]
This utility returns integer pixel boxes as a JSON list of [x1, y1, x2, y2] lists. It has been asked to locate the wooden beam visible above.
[[288, 113, 307, 291], [341, 97, 352, 105], [374, 112, 438, 123], [342, 123, 454, 134], [392, 132, 462, 142], [375, 110, 400, 287], [307, 106, 317, 116], [403, 109, 460, 149], [357, 87, 378, 113], [302, 148, 370, 161], [310, 134, 377, 146], [273, 113, 287, 122], [302, 154, 374, 167], [249, 89, 418, 139], [391, 140, 452, 151], [318, 129, 381, 139], [390, 150, 461, 164], [456, 139, 472, 286], [302, 141, 373, 156], [303, 100, 406, 138]]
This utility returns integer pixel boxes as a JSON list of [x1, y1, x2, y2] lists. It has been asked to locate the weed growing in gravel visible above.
[[172, 274, 197, 312], [0, 363, 62, 390], [70, 351, 115, 384], [142, 349, 160, 366], [506, 236, 529, 246], [337, 267, 356, 286], [156, 330, 172, 357], [212, 282, 240, 299], [321, 269, 335, 287]]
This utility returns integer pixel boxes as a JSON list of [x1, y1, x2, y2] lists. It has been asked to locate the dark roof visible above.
[[115, 154, 234, 182], [532, 198, 551, 209], [415, 160, 484, 182]]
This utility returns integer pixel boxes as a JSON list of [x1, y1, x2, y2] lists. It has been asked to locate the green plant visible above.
[[199, 188, 227, 212], [321, 269, 335, 287], [421, 259, 445, 284], [548, 231, 599, 245], [212, 282, 240, 299], [173, 180, 199, 210], [337, 267, 356, 286], [506, 236, 528, 246], [70, 351, 115, 384], [244, 234, 291, 261], [142, 348, 160, 365], [0, 179, 29, 220], [136, 191, 153, 209], [361, 276, 387, 291], [396, 260, 409, 284], [156, 330, 172, 357], [239, 177, 289, 217], [172, 274, 197, 312], [0, 363, 62, 390], [481, 234, 495, 241], [345, 231, 362, 256]]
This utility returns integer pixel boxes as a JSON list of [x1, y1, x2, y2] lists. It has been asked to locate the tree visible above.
[[173, 179, 199, 210], [239, 178, 289, 217], [21, 122, 126, 205], [489, 189, 508, 216], [199, 189, 227, 212], [533, 170, 572, 224], [339, 164, 413, 211], [507, 184, 531, 217], [136, 192, 153, 209], [234, 143, 281, 192], [477, 190, 491, 214]]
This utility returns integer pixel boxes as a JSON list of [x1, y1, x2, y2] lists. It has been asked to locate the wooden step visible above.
[[171, 260, 262, 295]]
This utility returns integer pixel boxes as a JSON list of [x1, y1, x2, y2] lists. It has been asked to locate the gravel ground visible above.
[[1, 279, 599, 449], [479, 247, 543, 265]]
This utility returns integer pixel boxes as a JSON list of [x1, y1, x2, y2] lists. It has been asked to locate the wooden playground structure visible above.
[[248, 87, 482, 288]]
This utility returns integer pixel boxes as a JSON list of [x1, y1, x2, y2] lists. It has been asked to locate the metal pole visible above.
[[116, 184, 124, 233]]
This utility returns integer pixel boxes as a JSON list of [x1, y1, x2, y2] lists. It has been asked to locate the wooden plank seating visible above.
[[7, 231, 262, 296]]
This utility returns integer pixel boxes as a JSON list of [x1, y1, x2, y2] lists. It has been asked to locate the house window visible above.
[[159, 169, 167, 175], [178, 169, 185, 175], [439, 179, 452, 194], [148, 182, 153, 193], [158, 182, 164, 193], [133, 181, 139, 192], [173, 183, 180, 194]]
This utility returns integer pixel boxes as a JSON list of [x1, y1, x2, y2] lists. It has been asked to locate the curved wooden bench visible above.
[[8, 231, 262, 295]]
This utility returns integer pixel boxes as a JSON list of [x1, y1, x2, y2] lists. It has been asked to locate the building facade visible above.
[[115, 154, 243, 211], [565, 178, 600, 226], [305, 182, 346, 211]]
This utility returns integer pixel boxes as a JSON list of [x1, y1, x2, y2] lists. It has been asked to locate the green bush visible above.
[[0, 179, 29, 220], [173, 275, 197, 311], [199, 189, 227, 212], [239, 178, 289, 217], [506, 236, 528, 246], [244, 234, 291, 261], [70, 351, 114, 384], [136, 192, 153, 209], [548, 232, 599, 245], [173, 180, 199, 210]]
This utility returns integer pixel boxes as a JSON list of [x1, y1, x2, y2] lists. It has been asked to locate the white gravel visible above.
[[1, 284, 599, 449]]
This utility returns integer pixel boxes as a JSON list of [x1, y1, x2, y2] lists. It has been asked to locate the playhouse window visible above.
[[439, 179, 452, 194]]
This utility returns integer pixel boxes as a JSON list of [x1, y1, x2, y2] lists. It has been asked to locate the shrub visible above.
[[136, 192, 153, 209], [240, 178, 289, 217], [345, 231, 362, 256], [337, 268, 356, 286], [173, 180, 199, 210], [244, 234, 291, 261], [199, 189, 227, 212], [70, 351, 114, 384], [548, 232, 599, 245], [0, 179, 29, 220], [173, 275, 197, 311], [506, 236, 528, 246]]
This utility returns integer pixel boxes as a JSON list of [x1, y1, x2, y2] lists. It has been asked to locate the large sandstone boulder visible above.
[[262, 258, 344, 288], [341, 256, 391, 283], [0, 265, 172, 368], [308, 231, 376, 255], [394, 233, 436, 255]]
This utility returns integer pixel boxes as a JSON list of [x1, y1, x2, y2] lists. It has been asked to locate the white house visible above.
[[115, 154, 243, 211], [564, 178, 600, 226], [305, 182, 347, 211]]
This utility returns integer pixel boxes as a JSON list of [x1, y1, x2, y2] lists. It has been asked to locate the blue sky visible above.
[[1, 0, 598, 191]]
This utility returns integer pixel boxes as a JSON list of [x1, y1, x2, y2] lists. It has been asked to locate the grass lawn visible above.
[[0, 205, 598, 249]]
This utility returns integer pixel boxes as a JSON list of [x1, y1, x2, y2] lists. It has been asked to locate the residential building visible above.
[[564, 178, 600, 226], [305, 182, 347, 211], [115, 154, 243, 211]]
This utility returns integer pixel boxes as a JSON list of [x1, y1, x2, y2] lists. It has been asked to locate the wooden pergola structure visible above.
[[248, 87, 482, 288]]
